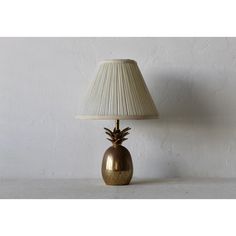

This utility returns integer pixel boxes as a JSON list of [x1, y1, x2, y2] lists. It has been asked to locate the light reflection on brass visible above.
[[106, 155, 113, 170]]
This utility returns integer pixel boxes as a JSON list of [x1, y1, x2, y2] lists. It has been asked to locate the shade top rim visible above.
[[100, 59, 137, 64]]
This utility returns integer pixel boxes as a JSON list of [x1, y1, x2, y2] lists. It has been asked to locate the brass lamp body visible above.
[[101, 120, 133, 185]]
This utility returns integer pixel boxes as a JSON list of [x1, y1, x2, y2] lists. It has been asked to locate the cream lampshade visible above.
[[78, 59, 159, 185], [79, 59, 159, 120]]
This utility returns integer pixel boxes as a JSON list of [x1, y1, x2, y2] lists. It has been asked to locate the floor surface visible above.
[[0, 178, 236, 199]]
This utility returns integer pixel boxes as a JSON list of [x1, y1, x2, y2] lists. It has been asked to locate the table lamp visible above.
[[78, 59, 159, 185]]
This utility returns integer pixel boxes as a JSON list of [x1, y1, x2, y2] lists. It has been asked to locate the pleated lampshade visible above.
[[79, 59, 159, 120]]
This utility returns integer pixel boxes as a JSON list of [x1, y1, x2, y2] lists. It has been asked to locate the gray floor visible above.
[[0, 178, 236, 199]]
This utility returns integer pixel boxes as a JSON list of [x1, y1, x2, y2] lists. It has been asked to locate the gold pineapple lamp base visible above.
[[101, 120, 133, 185]]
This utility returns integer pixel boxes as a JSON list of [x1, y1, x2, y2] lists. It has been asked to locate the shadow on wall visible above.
[[134, 70, 230, 181], [151, 72, 224, 125]]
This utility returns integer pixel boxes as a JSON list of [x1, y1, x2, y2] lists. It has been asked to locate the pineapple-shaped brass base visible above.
[[102, 121, 133, 185]]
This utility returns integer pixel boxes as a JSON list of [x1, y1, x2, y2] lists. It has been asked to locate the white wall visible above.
[[1, 37, 236, 179]]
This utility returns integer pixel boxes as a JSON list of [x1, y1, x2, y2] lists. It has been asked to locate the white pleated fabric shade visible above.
[[78, 59, 159, 120]]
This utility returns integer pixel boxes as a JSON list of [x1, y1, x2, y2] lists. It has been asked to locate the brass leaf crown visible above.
[[104, 127, 131, 145]]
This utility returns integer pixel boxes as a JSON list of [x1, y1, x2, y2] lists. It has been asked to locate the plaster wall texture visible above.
[[1, 37, 236, 178]]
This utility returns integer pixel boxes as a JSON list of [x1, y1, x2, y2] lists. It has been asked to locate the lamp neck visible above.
[[115, 119, 120, 130]]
